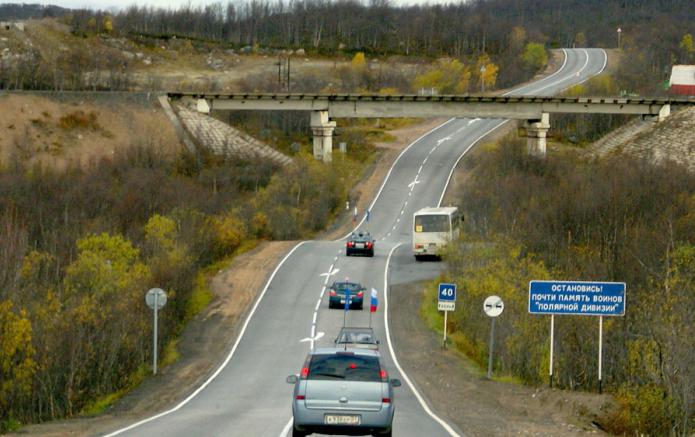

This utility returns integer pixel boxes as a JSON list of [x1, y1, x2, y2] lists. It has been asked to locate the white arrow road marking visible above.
[[319, 268, 339, 278], [468, 118, 480, 125], [299, 331, 325, 344], [408, 176, 420, 189]]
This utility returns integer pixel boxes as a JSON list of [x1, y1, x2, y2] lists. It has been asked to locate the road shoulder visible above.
[[389, 280, 609, 436]]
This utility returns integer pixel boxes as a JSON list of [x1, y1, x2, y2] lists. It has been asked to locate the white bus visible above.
[[412, 207, 462, 260]]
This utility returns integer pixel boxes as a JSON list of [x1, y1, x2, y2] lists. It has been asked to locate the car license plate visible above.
[[340, 299, 345, 304], [324, 414, 360, 425], [356, 243, 364, 249]]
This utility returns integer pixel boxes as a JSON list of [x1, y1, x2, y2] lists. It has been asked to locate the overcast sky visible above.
[[36, 0, 448, 11]]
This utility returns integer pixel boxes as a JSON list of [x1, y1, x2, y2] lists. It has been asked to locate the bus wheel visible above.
[[414, 255, 421, 261]]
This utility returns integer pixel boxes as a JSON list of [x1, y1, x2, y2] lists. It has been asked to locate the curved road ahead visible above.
[[106, 48, 607, 437]]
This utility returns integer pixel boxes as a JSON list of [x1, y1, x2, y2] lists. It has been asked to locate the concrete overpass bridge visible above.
[[168, 92, 695, 160]]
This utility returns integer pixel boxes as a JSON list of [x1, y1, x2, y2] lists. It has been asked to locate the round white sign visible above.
[[483, 295, 504, 317], [146, 288, 167, 310]]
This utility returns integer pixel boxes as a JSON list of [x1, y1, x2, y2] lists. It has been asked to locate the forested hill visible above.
[[69, 0, 693, 93], [0, 3, 69, 20]]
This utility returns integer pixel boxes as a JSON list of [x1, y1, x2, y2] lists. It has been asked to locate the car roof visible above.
[[339, 327, 375, 334], [310, 347, 380, 357]]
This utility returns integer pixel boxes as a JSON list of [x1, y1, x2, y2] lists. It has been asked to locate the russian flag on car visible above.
[[370, 288, 378, 313]]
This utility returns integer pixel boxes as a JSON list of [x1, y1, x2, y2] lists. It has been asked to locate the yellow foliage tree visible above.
[[0, 301, 36, 416], [212, 211, 248, 254], [351, 52, 367, 72], [476, 54, 499, 91], [103, 16, 113, 34], [412, 58, 471, 94]]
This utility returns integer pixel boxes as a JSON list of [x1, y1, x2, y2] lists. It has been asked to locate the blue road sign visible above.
[[438, 283, 456, 302], [529, 281, 626, 316]]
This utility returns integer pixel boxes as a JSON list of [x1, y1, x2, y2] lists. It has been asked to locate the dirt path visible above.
[[390, 281, 609, 436]]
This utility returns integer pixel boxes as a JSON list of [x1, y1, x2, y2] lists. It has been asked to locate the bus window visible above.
[[414, 215, 450, 233]]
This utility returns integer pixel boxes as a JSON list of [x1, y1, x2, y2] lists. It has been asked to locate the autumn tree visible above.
[[476, 54, 499, 92], [412, 58, 471, 94], [0, 301, 35, 428], [522, 42, 548, 71]]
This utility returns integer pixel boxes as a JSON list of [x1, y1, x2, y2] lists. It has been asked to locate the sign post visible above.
[[145, 288, 167, 375], [438, 283, 456, 347], [483, 295, 504, 379], [529, 280, 626, 391]]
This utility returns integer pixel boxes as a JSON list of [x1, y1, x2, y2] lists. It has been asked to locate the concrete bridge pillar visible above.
[[311, 111, 336, 162], [523, 113, 550, 157]]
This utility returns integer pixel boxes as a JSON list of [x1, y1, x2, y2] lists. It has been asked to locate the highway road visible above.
[[105, 48, 607, 437]]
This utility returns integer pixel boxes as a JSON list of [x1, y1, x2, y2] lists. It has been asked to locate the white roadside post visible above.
[[145, 288, 167, 375], [483, 295, 504, 379], [437, 283, 456, 348]]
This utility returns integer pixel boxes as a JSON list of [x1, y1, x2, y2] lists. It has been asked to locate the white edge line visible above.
[[336, 117, 457, 241], [103, 241, 309, 437], [279, 417, 293, 437], [502, 48, 568, 97], [437, 121, 507, 207], [383, 243, 461, 437], [438, 48, 607, 207]]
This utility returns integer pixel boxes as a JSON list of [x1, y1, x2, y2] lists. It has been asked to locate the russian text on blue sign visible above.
[[528, 281, 626, 316], [438, 283, 456, 302]]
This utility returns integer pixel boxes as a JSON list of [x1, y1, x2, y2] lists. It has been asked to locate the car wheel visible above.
[[292, 425, 308, 437], [373, 428, 392, 437], [369, 250, 374, 257]]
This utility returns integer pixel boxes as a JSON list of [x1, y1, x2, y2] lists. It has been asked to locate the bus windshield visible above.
[[414, 214, 450, 233]]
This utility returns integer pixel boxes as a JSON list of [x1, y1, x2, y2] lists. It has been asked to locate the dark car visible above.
[[335, 327, 379, 350], [346, 231, 375, 257], [329, 281, 365, 309]]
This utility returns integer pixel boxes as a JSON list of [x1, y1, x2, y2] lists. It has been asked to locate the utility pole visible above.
[[617, 27, 622, 49]]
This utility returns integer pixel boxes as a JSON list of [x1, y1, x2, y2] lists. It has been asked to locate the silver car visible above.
[[287, 348, 401, 437]]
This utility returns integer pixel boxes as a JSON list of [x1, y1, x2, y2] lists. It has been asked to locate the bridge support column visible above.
[[643, 104, 670, 122], [311, 111, 336, 162], [523, 113, 550, 157]]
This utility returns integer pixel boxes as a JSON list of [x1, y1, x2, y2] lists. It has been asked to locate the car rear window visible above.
[[332, 282, 362, 292], [308, 354, 381, 382]]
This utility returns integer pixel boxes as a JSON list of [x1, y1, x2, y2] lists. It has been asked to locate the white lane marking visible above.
[[400, 210, 404, 215], [574, 49, 607, 86], [396, 218, 400, 223], [423, 157, 428, 164], [320, 266, 338, 284], [104, 241, 309, 437], [468, 118, 480, 125], [312, 312, 317, 324], [333, 256, 338, 261], [337, 118, 457, 240], [383, 244, 461, 437], [417, 165, 423, 174], [436, 136, 451, 145], [279, 417, 293, 437], [315, 299, 321, 312], [310, 325, 315, 338]]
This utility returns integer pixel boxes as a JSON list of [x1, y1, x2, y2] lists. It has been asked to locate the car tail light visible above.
[[357, 291, 363, 297], [330, 290, 336, 296], [347, 242, 354, 248], [366, 242, 372, 248], [300, 367, 309, 378], [382, 398, 391, 403], [296, 395, 305, 400], [380, 369, 388, 381]]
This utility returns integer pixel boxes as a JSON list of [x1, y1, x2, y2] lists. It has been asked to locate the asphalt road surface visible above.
[[105, 48, 607, 437]]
